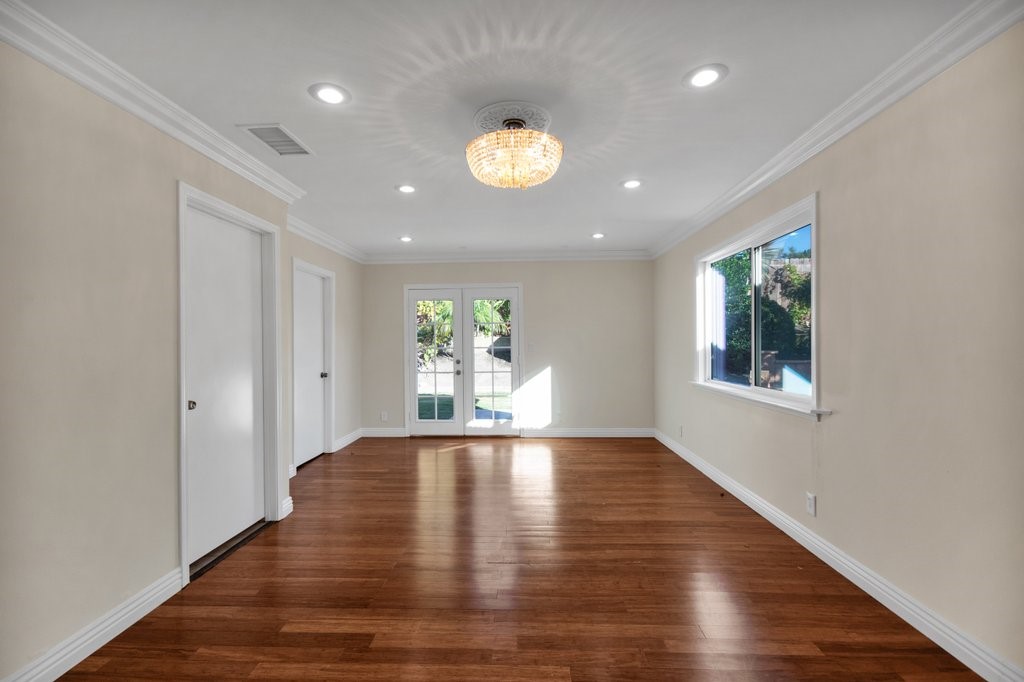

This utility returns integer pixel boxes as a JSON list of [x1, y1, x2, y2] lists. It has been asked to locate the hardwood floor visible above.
[[65, 437, 976, 680]]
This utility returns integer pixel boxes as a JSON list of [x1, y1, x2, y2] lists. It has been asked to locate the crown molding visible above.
[[287, 215, 654, 264], [652, 0, 1024, 258], [0, 0, 306, 205], [362, 247, 654, 265], [8, 0, 1016, 255], [286, 216, 367, 263]]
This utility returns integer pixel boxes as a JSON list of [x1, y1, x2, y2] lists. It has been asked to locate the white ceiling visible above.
[[23, 0, 976, 260]]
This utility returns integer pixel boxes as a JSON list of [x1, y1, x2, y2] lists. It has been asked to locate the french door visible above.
[[406, 286, 521, 436]]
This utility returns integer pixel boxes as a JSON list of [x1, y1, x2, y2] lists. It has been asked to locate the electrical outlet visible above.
[[805, 492, 817, 517], [380, 410, 388, 423]]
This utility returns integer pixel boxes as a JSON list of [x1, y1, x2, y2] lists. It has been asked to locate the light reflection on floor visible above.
[[412, 439, 558, 605]]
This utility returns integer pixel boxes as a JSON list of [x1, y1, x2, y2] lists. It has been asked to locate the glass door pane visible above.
[[415, 299, 453, 420], [464, 291, 518, 435], [409, 291, 463, 435], [407, 286, 519, 436]]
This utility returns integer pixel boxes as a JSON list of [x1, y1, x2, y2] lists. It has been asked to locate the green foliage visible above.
[[495, 299, 512, 332], [472, 299, 511, 335], [415, 298, 511, 367], [759, 262, 811, 359], [759, 297, 797, 356], [714, 249, 813, 379], [712, 250, 752, 378], [776, 263, 811, 356], [416, 299, 453, 365]]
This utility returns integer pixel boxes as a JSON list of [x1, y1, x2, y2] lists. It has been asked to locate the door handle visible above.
[[320, 372, 328, 378], [187, 400, 197, 410]]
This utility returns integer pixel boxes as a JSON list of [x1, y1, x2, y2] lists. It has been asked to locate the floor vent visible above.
[[239, 124, 311, 155]]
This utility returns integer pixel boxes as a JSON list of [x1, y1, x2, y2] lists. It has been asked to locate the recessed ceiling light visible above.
[[622, 179, 641, 189], [308, 83, 350, 105], [396, 184, 416, 194], [592, 233, 605, 239], [684, 64, 729, 89], [399, 236, 413, 243]]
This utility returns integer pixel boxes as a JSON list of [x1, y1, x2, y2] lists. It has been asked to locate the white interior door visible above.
[[293, 267, 327, 468], [183, 207, 265, 564], [407, 286, 520, 436]]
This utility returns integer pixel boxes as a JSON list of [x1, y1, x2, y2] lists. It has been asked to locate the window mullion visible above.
[[751, 246, 761, 388]]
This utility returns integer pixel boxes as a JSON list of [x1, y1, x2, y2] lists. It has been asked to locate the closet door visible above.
[[183, 206, 265, 564], [293, 266, 328, 468]]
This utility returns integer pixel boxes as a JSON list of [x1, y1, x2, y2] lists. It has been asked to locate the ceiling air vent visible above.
[[239, 124, 311, 156]]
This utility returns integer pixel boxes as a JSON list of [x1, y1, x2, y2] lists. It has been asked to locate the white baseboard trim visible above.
[[332, 429, 362, 451], [653, 430, 1023, 682], [4, 568, 181, 682], [278, 496, 294, 520], [359, 427, 408, 438], [348, 427, 655, 439], [288, 464, 296, 478], [521, 427, 654, 438]]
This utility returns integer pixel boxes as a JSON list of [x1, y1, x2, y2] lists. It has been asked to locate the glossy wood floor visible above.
[[66, 438, 976, 681]]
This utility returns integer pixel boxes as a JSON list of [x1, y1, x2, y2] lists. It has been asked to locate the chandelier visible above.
[[465, 102, 563, 190]]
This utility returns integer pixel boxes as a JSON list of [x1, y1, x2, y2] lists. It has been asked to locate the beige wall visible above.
[[0, 44, 289, 675], [3, 14, 1021, 679], [281, 233, 363, 455], [654, 23, 1024, 666], [361, 261, 654, 431]]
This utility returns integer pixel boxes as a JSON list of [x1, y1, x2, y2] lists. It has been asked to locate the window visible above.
[[699, 195, 818, 413]]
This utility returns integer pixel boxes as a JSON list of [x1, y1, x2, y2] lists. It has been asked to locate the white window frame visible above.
[[695, 193, 826, 418]]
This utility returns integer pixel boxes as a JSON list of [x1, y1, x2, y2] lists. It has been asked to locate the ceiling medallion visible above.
[[466, 101, 563, 190]]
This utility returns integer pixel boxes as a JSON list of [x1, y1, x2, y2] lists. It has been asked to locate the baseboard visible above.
[[288, 464, 296, 478], [278, 496, 293, 520], [4, 568, 181, 682], [359, 427, 408, 438], [349, 427, 655, 439], [521, 427, 654, 438], [332, 428, 362, 451], [653, 431, 1023, 682]]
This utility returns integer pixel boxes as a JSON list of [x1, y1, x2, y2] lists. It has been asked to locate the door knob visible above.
[[320, 372, 328, 378], [187, 400, 197, 410]]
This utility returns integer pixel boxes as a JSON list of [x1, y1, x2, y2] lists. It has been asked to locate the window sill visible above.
[[691, 380, 832, 420]]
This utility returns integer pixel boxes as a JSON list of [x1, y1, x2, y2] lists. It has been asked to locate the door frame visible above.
[[403, 283, 523, 437], [178, 182, 286, 588], [291, 258, 335, 476]]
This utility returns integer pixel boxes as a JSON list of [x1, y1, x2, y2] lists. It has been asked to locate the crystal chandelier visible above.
[[465, 102, 563, 190]]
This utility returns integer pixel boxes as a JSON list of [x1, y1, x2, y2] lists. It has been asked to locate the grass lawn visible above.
[[418, 394, 454, 420], [418, 393, 512, 420]]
